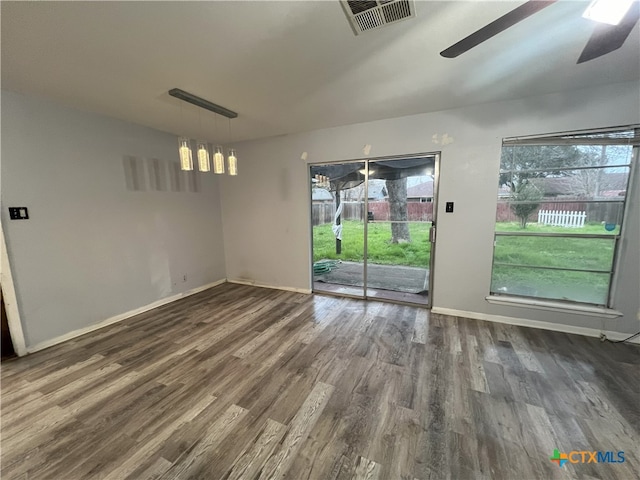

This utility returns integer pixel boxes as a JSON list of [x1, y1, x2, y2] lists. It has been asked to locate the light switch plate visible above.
[[9, 207, 29, 220]]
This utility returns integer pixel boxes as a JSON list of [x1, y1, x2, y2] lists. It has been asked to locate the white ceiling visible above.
[[2, 1, 639, 143]]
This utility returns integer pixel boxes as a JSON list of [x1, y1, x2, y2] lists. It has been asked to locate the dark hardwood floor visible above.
[[1, 283, 638, 479]]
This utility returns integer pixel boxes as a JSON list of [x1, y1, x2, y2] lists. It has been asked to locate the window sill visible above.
[[485, 295, 623, 318]]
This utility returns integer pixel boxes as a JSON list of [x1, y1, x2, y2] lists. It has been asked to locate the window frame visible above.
[[489, 126, 639, 308]]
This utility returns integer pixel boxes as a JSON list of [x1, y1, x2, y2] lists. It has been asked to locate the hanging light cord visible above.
[[180, 100, 184, 135]]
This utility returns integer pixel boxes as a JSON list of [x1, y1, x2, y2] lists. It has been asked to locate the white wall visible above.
[[221, 80, 640, 335], [1, 91, 226, 348], [3, 82, 637, 349]]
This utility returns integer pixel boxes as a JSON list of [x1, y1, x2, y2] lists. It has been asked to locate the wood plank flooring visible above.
[[1, 283, 639, 479]]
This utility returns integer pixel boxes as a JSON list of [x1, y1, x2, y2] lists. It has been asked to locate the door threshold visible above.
[[313, 282, 429, 307], [366, 287, 429, 306]]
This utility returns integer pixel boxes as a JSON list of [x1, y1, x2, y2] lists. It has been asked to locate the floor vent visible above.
[[341, 0, 415, 35]]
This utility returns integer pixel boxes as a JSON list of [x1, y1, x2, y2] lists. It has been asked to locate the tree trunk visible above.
[[386, 178, 411, 243]]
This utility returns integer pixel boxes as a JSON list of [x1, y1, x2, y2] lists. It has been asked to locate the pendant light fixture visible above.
[[177, 99, 193, 171], [196, 110, 211, 172], [227, 118, 238, 176], [178, 137, 193, 171], [169, 88, 238, 176], [213, 145, 225, 174], [212, 111, 225, 174], [196, 141, 211, 172], [228, 149, 238, 176]]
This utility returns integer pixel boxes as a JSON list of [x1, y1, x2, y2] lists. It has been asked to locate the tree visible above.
[[499, 145, 583, 194], [386, 177, 411, 243], [510, 183, 542, 228], [500, 145, 583, 229], [568, 144, 632, 197]]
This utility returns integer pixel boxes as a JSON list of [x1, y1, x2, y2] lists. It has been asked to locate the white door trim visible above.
[[1, 220, 27, 356]]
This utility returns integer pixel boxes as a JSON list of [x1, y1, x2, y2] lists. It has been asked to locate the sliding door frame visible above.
[[309, 151, 441, 308], [428, 152, 441, 309]]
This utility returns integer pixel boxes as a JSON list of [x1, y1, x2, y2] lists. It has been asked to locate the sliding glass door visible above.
[[311, 162, 366, 298], [310, 154, 438, 306], [365, 157, 435, 305]]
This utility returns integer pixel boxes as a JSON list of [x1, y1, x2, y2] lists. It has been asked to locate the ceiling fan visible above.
[[440, 0, 640, 64]]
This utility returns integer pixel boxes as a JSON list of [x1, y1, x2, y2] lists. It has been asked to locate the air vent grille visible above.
[[381, 0, 411, 23], [347, 1, 378, 14], [342, 0, 415, 34]]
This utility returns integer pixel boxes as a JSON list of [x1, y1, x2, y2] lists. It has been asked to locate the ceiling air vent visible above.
[[341, 0, 415, 35]]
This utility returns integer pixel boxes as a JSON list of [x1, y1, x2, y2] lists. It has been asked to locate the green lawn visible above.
[[494, 234, 614, 271], [313, 220, 617, 305], [495, 222, 620, 235], [492, 222, 616, 304], [313, 221, 431, 267]]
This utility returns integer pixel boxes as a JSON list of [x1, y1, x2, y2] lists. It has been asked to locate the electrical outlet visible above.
[[183, 274, 187, 282]]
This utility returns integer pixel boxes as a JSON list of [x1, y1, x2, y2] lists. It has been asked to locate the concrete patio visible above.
[[313, 260, 429, 294]]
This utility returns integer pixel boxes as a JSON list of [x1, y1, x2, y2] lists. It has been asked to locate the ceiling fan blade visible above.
[[577, 1, 640, 63], [440, 0, 557, 58]]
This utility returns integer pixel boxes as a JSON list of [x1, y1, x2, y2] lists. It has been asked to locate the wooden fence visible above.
[[368, 201, 434, 222], [316, 199, 622, 226], [497, 199, 623, 224], [313, 201, 434, 225], [312, 203, 335, 226]]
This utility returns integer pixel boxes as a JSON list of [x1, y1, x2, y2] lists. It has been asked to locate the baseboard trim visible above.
[[227, 279, 312, 295], [430, 307, 640, 345], [26, 278, 227, 354]]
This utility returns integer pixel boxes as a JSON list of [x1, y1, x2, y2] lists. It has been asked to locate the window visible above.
[[490, 127, 638, 307]]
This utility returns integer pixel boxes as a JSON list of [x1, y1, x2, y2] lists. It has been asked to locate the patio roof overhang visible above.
[[311, 156, 435, 191]]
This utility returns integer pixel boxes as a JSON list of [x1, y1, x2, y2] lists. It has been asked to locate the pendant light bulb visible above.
[[178, 137, 193, 171], [213, 146, 225, 174], [196, 141, 211, 172], [228, 149, 238, 176]]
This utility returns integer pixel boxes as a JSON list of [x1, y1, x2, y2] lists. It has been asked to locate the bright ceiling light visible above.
[[582, 0, 634, 25]]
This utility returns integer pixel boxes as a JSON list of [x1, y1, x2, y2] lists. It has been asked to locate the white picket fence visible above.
[[538, 210, 586, 228]]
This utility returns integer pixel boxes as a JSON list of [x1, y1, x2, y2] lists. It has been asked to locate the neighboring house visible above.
[[498, 185, 511, 198], [530, 172, 628, 198], [497, 172, 628, 223], [407, 180, 434, 202], [311, 188, 333, 202], [342, 179, 387, 201], [367, 180, 387, 200]]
